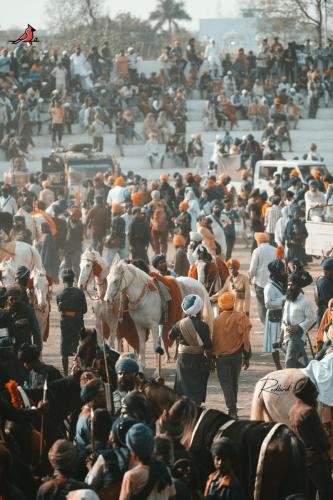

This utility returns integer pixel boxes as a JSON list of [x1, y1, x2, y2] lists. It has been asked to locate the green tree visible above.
[[149, 0, 191, 40]]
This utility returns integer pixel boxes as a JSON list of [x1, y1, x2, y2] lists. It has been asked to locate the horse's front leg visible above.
[[136, 325, 148, 372]]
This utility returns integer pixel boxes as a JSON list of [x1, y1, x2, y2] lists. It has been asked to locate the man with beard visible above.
[[113, 356, 140, 414], [152, 254, 176, 277], [6, 285, 42, 354], [281, 273, 315, 368], [18, 343, 62, 389]]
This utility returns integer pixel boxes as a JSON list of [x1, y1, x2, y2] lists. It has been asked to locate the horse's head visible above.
[[0, 259, 16, 287], [78, 248, 105, 290], [157, 397, 198, 449], [105, 260, 127, 302], [31, 269, 49, 308], [75, 327, 99, 371]]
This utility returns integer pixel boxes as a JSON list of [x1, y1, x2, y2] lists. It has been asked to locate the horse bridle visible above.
[[81, 257, 106, 301], [108, 266, 150, 310]]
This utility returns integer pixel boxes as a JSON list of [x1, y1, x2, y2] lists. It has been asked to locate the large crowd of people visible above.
[[0, 32, 333, 500]]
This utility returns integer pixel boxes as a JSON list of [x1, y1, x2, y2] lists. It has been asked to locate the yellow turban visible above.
[[254, 232, 269, 244], [218, 292, 235, 311]]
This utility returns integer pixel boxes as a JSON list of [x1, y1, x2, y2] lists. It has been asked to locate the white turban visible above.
[[66, 490, 100, 500], [181, 294, 203, 316], [189, 231, 203, 242]]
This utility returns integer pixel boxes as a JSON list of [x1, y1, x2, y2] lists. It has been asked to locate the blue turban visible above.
[[111, 416, 138, 446], [181, 294, 203, 316], [115, 356, 139, 374], [126, 423, 154, 459], [322, 258, 333, 271], [152, 254, 166, 269]]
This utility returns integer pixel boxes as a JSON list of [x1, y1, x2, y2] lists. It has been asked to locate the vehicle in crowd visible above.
[[42, 144, 116, 200], [306, 205, 333, 257], [254, 160, 328, 196]]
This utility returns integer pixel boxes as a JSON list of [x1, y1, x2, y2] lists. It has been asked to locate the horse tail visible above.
[[251, 379, 266, 421]]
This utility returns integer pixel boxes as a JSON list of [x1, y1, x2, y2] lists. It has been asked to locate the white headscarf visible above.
[[181, 294, 203, 316]]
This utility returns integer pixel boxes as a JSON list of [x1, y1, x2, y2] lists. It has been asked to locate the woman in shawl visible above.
[[37, 222, 59, 280], [263, 259, 287, 370]]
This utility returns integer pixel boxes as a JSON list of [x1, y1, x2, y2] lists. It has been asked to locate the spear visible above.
[[90, 407, 96, 455], [39, 378, 47, 463]]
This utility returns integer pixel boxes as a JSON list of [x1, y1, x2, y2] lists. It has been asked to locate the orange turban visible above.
[[173, 234, 186, 247], [255, 232, 269, 244], [160, 174, 169, 182], [114, 176, 125, 187], [70, 207, 82, 220], [276, 245, 284, 260], [290, 169, 299, 178], [179, 201, 189, 211], [218, 292, 235, 311], [112, 203, 123, 214], [227, 259, 240, 270], [131, 192, 143, 206]]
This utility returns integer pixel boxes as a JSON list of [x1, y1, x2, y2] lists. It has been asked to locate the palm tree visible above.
[[149, 0, 191, 39]]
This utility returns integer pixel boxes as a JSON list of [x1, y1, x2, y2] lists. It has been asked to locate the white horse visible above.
[[251, 352, 333, 426], [78, 249, 116, 343], [104, 260, 214, 368], [0, 259, 51, 341], [0, 240, 44, 271], [30, 268, 51, 342]]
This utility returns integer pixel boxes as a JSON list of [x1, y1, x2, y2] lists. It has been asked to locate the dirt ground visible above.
[[42, 239, 322, 419]]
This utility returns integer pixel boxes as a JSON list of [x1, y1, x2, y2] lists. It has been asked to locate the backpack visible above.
[[152, 202, 168, 231]]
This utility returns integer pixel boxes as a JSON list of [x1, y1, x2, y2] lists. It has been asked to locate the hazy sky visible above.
[[1, 0, 239, 31]]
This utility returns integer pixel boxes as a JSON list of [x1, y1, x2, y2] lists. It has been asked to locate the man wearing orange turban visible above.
[[212, 291, 251, 419], [107, 176, 128, 207], [249, 232, 276, 324], [173, 234, 189, 277], [211, 259, 250, 314], [174, 202, 192, 244]]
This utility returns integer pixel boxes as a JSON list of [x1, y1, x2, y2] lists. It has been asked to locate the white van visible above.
[[253, 160, 328, 196]]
